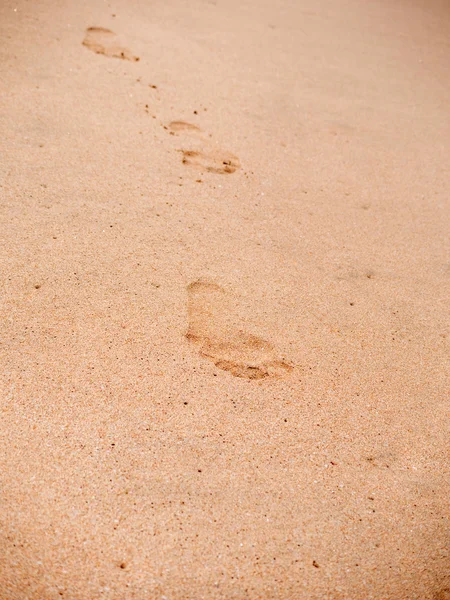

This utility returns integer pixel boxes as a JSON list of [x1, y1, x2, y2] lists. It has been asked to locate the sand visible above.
[[0, 0, 449, 598]]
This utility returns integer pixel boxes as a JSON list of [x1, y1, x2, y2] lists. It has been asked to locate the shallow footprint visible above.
[[82, 27, 139, 62], [169, 121, 204, 135], [181, 149, 240, 175], [167, 121, 240, 174], [186, 279, 293, 379]]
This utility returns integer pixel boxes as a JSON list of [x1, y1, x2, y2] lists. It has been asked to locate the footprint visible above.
[[181, 150, 240, 174], [186, 280, 293, 380], [167, 121, 240, 175], [82, 27, 139, 62], [169, 121, 203, 135]]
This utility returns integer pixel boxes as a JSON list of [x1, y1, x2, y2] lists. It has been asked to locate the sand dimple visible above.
[[82, 27, 139, 62], [186, 280, 293, 379]]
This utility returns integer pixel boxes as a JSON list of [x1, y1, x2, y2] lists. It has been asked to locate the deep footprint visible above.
[[82, 27, 139, 61], [186, 280, 293, 379]]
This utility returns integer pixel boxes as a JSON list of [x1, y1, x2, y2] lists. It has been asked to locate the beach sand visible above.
[[0, 0, 449, 598]]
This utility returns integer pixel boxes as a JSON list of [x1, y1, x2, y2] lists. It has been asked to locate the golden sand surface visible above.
[[0, 0, 449, 598]]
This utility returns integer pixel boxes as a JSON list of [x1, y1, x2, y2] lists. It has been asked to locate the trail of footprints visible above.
[[82, 27, 289, 380], [186, 280, 293, 380], [81, 27, 240, 175]]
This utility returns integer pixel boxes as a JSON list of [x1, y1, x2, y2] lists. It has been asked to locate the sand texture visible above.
[[0, 0, 449, 598]]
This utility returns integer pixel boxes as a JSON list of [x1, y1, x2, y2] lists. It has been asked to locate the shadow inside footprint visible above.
[[82, 27, 139, 61], [186, 280, 293, 379]]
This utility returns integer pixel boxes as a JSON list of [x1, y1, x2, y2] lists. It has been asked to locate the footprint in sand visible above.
[[82, 27, 139, 62], [186, 279, 293, 379], [168, 121, 240, 175], [169, 121, 203, 134]]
